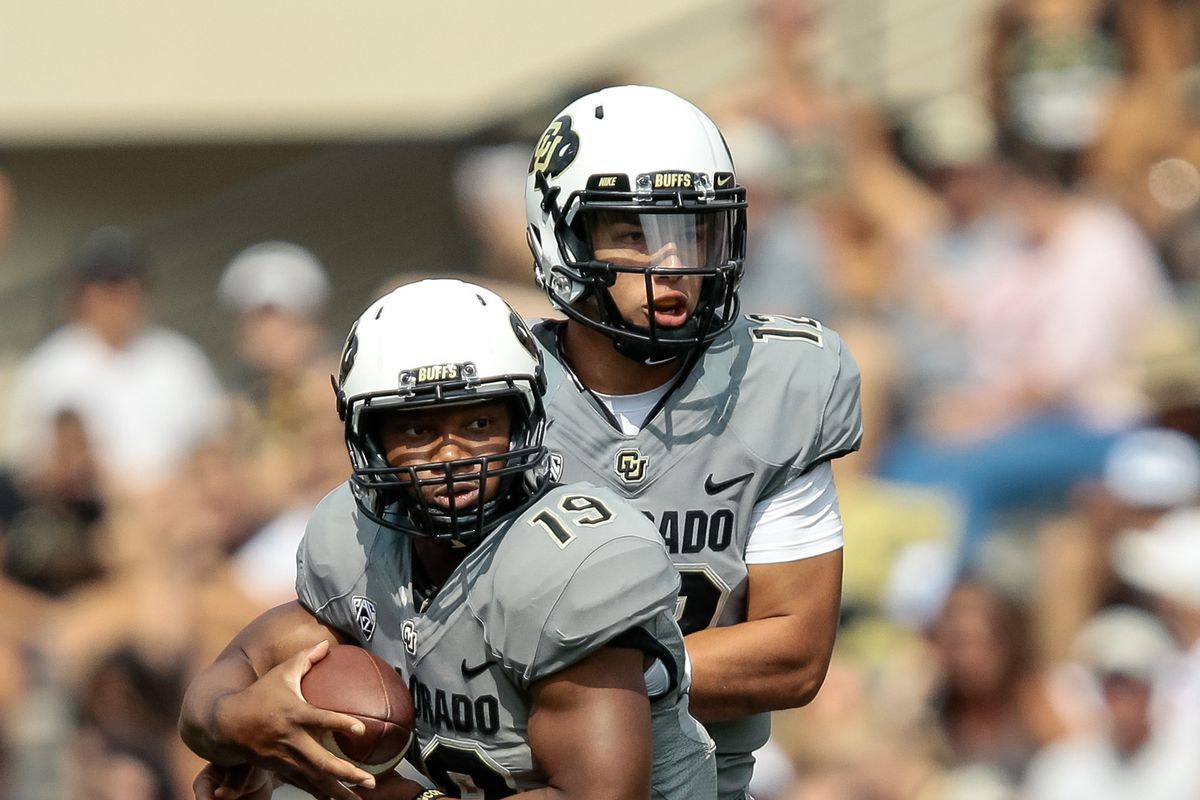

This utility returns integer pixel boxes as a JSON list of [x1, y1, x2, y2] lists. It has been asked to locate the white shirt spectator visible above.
[[233, 503, 311, 608], [4, 322, 225, 488], [1024, 729, 1194, 800], [963, 202, 1174, 429], [1148, 641, 1200, 799]]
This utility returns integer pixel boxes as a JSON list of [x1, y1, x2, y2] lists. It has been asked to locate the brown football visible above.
[[300, 644, 415, 775]]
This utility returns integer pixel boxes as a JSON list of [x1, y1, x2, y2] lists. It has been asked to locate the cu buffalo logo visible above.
[[614, 449, 648, 485], [530, 115, 579, 178], [401, 619, 418, 656], [338, 320, 359, 386]]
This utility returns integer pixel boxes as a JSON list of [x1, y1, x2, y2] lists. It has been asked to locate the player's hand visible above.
[[193, 762, 274, 800], [357, 770, 440, 800], [213, 640, 378, 798]]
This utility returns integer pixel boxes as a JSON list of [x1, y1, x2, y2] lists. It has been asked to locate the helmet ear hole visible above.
[[331, 374, 348, 421], [563, 219, 594, 270], [357, 411, 391, 466]]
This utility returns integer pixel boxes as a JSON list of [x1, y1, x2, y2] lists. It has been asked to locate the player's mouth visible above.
[[432, 480, 481, 511], [649, 293, 690, 328]]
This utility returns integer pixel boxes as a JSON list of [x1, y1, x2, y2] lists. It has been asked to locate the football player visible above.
[[179, 280, 716, 800], [524, 85, 863, 800]]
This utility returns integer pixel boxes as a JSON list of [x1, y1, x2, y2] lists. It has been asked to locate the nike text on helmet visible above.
[[334, 279, 550, 542], [525, 85, 747, 363]]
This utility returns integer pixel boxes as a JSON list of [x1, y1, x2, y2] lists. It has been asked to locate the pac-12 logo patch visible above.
[[352, 595, 377, 641], [615, 449, 648, 484], [546, 451, 564, 483], [401, 619, 418, 656]]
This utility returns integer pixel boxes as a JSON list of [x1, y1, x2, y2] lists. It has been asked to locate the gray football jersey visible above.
[[533, 313, 862, 795], [296, 482, 716, 800]]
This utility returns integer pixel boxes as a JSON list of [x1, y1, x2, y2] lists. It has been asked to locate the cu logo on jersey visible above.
[[614, 449, 648, 485], [401, 619, 418, 656], [352, 595, 376, 641]]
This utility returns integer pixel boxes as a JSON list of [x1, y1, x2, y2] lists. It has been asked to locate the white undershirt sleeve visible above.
[[744, 460, 844, 564]]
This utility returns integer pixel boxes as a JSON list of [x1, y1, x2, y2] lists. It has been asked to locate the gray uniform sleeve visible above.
[[295, 482, 373, 637], [740, 322, 863, 498], [479, 489, 681, 688], [811, 329, 863, 465]]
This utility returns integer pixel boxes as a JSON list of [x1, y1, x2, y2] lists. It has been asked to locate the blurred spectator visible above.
[[723, 116, 836, 322], [1111, 508, 1200, 795], [920, 580, 1062, 790], [0, 405, 104, 798], [1034, 427, 1200, 664], [1083, 1, 1200, 284], [216, 241, 346, 605], [938, 160, 1169, 433], [217, 240, 338, 517], [227, 367, 346, 609], [217, 240, 333, 435], [1, 409, 105, 598], [892, 95, 1020, 429], [2, 227, 226, 493], [1129, 311, 1200, 441], [774, 651, 930, 800], [72, 647, 183, 800], [72, 730, 173, 800], [878, 158, 1176, 567], [452, 143, 556, 318], [1025, 606, 1181, 800], [453, 143, 536, 285], [710, 0, 941, 317], [985, 0, 1125, 185], [747, 737, 798, 800], [12, 443, 259, 797]]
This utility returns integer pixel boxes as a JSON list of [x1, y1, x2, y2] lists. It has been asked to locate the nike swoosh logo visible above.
[[716, 175, 732, 187], [704, 472, 753, 494], [460, 657, 498, 679]]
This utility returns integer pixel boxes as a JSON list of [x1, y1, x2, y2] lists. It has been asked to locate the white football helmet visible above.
[[525, 85, 746, 363], [334, 279, 549, 542]]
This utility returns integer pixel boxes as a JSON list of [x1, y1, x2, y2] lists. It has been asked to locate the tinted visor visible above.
[[583, 209, 734, 269]]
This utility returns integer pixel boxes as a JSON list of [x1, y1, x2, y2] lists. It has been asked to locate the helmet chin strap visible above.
[[421, 496, 500, 536], [610, 317, 705, 365]]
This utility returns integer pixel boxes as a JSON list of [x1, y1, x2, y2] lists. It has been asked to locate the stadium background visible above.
[[3, 0, 1200, 798], [0, 0, 992, 358]]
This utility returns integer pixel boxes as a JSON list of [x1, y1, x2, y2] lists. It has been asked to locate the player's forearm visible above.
[[506, 789, 566, 799], [684, 615, 835, 721], [508, 787, 644, 800], [178, 654, 262, 764]]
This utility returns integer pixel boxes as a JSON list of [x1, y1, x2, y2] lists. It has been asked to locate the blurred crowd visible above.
[[3, 0, 1200, 798]]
